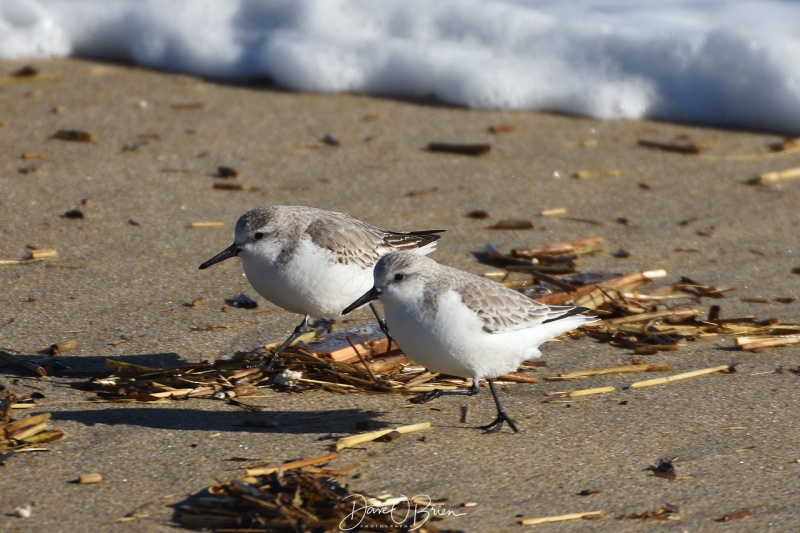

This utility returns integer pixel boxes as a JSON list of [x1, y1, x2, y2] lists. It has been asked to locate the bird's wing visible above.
[[307, 215, 443, 268], [457, 276, 578, 333]]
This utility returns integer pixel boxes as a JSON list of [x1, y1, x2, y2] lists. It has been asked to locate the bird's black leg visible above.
[[260, 315, 309, 371], [369, 302, 396, 354], [409, 376, 480, 404], [477, 379, 519, 433]]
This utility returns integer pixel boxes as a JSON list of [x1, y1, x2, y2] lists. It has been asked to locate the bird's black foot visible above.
[[409, 379, 481, 405], [257, 352, 281, 372], [251, 315, 310, 372], [478, 378, 520, 433], [409, 389, 443, 404], [477, 411, 519, 433]]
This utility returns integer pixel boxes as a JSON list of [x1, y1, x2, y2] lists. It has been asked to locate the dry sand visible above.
[[1, 58, 800, 532]]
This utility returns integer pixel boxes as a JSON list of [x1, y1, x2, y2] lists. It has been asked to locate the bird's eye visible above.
[[394, 273, 405, 282], [253, 232, 265, 241]]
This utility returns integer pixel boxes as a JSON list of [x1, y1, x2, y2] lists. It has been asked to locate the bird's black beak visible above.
[[199, 243, 240, 269], [342, 287, 380, 315]]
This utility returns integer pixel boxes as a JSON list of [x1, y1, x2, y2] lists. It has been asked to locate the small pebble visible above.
[[13, 504, 32, 518]]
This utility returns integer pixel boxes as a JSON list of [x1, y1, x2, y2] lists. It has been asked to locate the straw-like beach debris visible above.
[[519, 510, 604, 526], [540, 207, 567, 217], [543, 386, 616, 402], [736, 335, 800, 351], [488, 124, 515, 134], [177, 469, 457, 532], [188, 221, 225, 229], [544, 363, 672, 381], [1, 412, 64, 454], [28, 247, 58, 260], [78, 473, 103, 484], [622, 503, 682, 520], [0, 258, 45, 266], [49, 339, 77, 355], [244, 452, 341, 476], [406, 186, 439, 197], [336, 422, 431, 451], [628, 364, 734, 390], [638, 135, 717, 154], [747, 166, 800, 185]]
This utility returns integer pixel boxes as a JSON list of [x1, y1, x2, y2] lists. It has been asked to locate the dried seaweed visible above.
[[483, 239, 800, 352], [0, 410, 64, 454], [71, 339, 479, 402], [177, 469, 460, 532]]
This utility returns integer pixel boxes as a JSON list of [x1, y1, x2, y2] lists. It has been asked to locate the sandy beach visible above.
[[1, 58, 800, 532]]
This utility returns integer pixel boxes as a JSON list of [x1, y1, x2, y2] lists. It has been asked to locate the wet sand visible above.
[[1, 58, 800, 532]]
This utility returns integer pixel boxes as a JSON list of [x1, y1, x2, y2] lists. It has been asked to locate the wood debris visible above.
[[61, 208, 84, 219], [488, 124, 515, 133], [0, 68, 58, 86], [212, 182, 243, 191], [540, 207, 567, 217], [482, 238, 800, 355], [406, 186, 438, 197], [215, 166, 238, 178], [628, 365, 734, 390], [18, 161, 42, 174], [336, 422, 431, 451], [466, 209, 490, 219], [1, 412, 64, 454], [486, 220, 533, 230], [245, 452, 340, 477], [79, 473, 103, 484], [748, 166, 800, 185], [51, 129, 95, 142], [719, 508, 753, 522], [519, 510, 604, 526], [69, 325, 482, 402], [189, 221, 225, 229], [737, 335, 800, 351], [571, 168, 623, 179], [0, 350, 46, 376], [510, 236, 604, 260], [544, 363, 672, 381], [543, 386, 616, 402], [49, 339, 77, 355], [28, 247, 57, 260], [622, 503, 682, 520], [304, 323, 400, 363], [427, 142, 491, 156], [638, 135, 717, 154], [177, 469, 457, 532]]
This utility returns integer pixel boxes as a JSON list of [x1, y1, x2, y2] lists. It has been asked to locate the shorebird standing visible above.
[[344, 252, 597, 432], [200, 206, 443, 369]]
